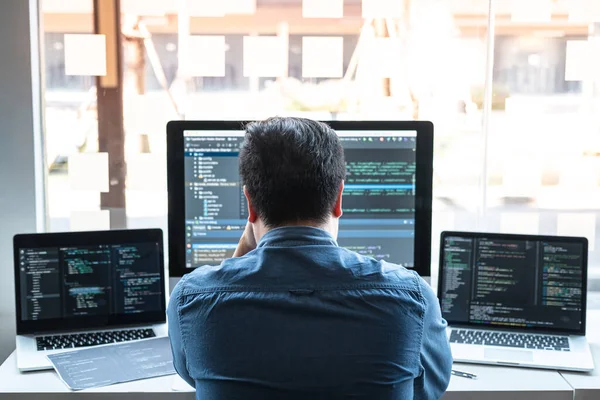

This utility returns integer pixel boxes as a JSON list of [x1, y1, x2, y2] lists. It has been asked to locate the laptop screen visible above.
[[439, 232, 587, 334], [14, 229, 166, 334]]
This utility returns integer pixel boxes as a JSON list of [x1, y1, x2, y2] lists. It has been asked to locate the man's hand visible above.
[[233, 222, 257, 258]]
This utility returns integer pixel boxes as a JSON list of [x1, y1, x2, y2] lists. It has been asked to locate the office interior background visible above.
[[2, 0, 600, 364]]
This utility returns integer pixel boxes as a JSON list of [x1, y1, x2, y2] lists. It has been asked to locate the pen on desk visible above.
[[451, 369, 477, 379]]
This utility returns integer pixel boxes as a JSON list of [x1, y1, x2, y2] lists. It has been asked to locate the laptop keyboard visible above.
[[36, 328, 155, 351], [450, 329, 570, 351]]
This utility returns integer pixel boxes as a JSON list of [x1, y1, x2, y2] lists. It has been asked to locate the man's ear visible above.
[[243, 186, 258, 223], [333, 181, 344, 218]]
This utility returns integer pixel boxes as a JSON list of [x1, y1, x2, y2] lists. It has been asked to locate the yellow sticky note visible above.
[[565, 40, 600, 82], [243, 36, 285, 77], [188, 36, 227, 77], [121, 0, 168, 16], [302, 37, 344, 78], [559, 158, 599, 188], [127, 154, 167, 191], [67, 191, 101, 213], [68, 153, 109, 192], [569, 0, 600, 22], [126, 191, 168, 217], [502, 157, 542, 196], [64, 34, 107, 76], [500, 213, 540, 235], [360, 37, 402, 78], [511, 0, 552, 22], [225, 0, 256, 14], [70, 210, 110, 232], [187, 0, 225, 17], [303, 0, 343, 18], [43, 0, 92, 13], [362, 0, 402, 18]]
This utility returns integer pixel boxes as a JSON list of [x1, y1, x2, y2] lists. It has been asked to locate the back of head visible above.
[[239, 117, 346, 228]]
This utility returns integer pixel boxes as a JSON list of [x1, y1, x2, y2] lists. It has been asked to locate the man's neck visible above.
[[254, 219, 337, 243]]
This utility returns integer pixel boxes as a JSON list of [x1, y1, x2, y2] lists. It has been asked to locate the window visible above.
[[487, 0, 600, 289], [40, 0, 600, 289]]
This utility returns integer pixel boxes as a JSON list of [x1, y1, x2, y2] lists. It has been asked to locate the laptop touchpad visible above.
[[484, 348, 534, 362]]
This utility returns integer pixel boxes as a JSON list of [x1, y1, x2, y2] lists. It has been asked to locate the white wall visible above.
[[0, 0, 45, 363]]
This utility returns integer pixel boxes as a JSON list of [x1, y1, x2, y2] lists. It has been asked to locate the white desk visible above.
[[444, 363, 572, 400], [0, 352, 193, 399], [561, 310, 600, 400], [0, 351, 572, 400]]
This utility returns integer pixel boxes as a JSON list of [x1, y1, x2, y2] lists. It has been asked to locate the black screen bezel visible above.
[[14, 229, 166, 335], [167, 120, 434, 278], [438, 230, 588, 336]]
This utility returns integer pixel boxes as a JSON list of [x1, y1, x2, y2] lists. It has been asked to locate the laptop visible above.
[[438, 231, 594, 372], [14, 229, 168, 372]]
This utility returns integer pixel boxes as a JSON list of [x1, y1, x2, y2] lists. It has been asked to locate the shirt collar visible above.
[[257, 226, 338, 248]]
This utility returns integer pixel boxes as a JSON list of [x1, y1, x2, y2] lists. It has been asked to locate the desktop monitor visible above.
[[167, 121, 433, 280]]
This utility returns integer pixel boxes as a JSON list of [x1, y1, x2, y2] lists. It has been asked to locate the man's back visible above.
[[168, 227, 452, 399]]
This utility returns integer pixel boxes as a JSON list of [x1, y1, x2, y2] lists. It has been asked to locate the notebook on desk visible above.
[[13, 229, 168, 372], [438, 231, 594, 372]]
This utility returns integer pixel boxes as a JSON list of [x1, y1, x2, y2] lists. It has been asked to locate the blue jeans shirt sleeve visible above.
[[414, 277, 453, 399], [168, 276, 195, 388]]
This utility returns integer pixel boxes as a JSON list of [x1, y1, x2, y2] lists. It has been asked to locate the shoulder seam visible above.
[[179, 283, 421, 296]]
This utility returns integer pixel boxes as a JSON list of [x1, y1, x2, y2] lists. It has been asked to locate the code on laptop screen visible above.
[[440, 235, 584, 332], [19, 242, 163, 321]]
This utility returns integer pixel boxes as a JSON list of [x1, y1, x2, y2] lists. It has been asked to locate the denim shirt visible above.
[[168, 227, 452, 399]]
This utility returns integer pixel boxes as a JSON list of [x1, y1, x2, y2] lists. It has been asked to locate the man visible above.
[[168, 117, 452, 399]]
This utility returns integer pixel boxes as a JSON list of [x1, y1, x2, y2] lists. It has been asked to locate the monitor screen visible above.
[[182, 130, 418, 269], [14, 229, 166, 333], [439, 233, 587, 334]]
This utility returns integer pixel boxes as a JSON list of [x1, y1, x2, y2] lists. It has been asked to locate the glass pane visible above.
[[40, 1, 600, 303], [488, 0, 600, 272], [43, 1, 97, 232], [425, 0, 489, 284], [42, 1, 490, 280]]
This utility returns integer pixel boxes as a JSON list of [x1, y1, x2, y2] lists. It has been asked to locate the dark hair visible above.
[[239, 117, 346, 227]]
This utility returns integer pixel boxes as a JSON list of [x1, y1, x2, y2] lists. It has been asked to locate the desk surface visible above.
[[0, 350, 573, 400], [560, 310, 600, 400], [0, 352, 192, 399], [4, 311, 600, 400]]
